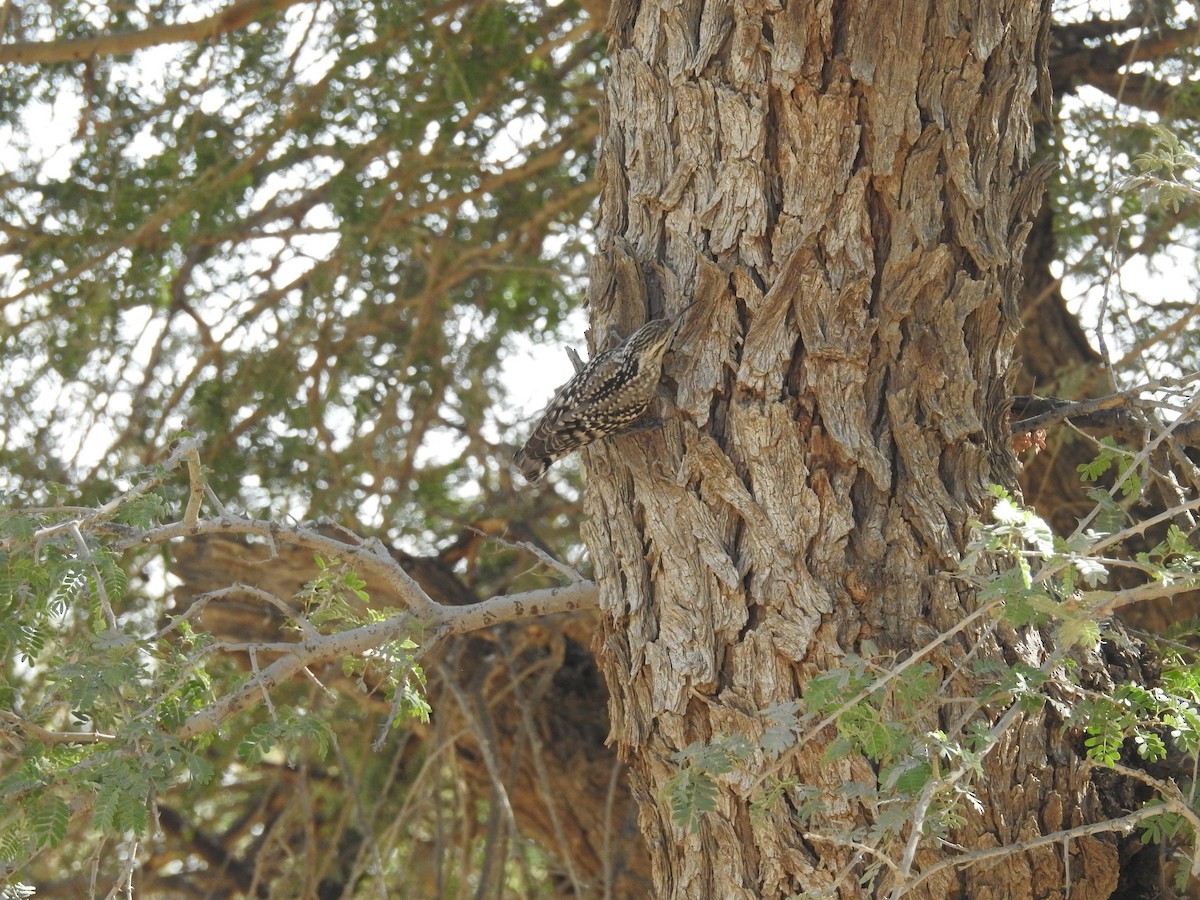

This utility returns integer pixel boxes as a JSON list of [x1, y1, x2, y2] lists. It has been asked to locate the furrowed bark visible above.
[[583, 1, 1119, 897]]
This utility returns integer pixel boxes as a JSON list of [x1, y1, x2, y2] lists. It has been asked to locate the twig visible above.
[[805, 831, 901, 875], [896, 805, 1171, 897], [248, 648, 278, 723], [748, 591, 1007, 796], [203, 484, 227, 515], [890, 700, 1029, 896], [8, 441, 599, 760], [1045, 495, 1200, 575], [175, 579, 596, 741], [371, 618, 422, 751], [183, 445, 205, 526], [1010, 372, 1200, 434], [497, 636, 585, 896], [154, 598, 211, 639], [117, 512, 445, 621], [88, 840, 103, 898], [69, 522, 118, 631], [1064, 387, 1200, 550], [326, 730, 390, 900], [1087, 578, 1200, 614], [0, 709, 117, 745], [235, 582, 320, 639], [1097, 760, 1200, 875], [0, 0, 312, 65], [468, 525, 586, 583], [432, 658, 522, 854], [301, 667, 337, 700], [25, 436, 204, 548], [602, 755, 623, 900], [103, 836, 139, 900], [157, 583, 320, 641]]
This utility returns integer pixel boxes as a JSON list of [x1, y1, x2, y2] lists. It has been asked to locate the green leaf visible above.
[[1139, 808, 1188, 846], [0, 826, 28, 864], [882, 759, 931, 796], [29, 794, 69, 849], [1058, 616, 1101, 650], [1165, 524, 1192, 556], [665, 769, 718, 833], [821, 735, 853, 766], [291, 714, 334, 761], [238, 721, 280, 766], [185, 752, 216, 786], [1074, 555, 1109, 587], [761, 722, 797, 759]]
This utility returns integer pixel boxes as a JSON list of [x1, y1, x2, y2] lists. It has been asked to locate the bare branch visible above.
[[804, 832, 901, 876], [897, 805, 1174, 896], [183, 446, 205, 527], [0, 709, 117, 745], [1050, 19, 1200, 118], [157, 583, 320, 641], [1010, 372, 1200, 436], [468, 525, 587, 583], [117, 512, 445, 620], [0, 0, 315, 66], [891, 700, 1030, 895], [174, 579, 596, 741], [69, 522, 118, 631], [9, 437, 204, 552], [10, 439, 599, 744]]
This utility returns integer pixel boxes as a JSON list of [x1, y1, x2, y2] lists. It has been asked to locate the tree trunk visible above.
[[583, 1, 1120, 897]]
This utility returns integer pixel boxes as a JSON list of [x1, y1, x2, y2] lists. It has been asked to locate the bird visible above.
[[513, 303, 695, 483]]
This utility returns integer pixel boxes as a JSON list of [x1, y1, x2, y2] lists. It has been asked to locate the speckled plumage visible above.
[[513, 306, 692, 482]]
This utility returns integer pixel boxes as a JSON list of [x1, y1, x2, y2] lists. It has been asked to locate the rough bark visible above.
[[583, 1, 1119, 897]]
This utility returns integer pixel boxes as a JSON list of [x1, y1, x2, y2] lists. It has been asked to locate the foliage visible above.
[[663, 463, 1200, 891], [1, 4, 605, 882], [1126, 125, 1200, 214], [0, 438, 589, 895], [1048, 8, 1200, 391], [0, 0, 602, 542], [0, 476, 355, 880], [665, 735, 753, 833], [1, 0, 1199, 896]]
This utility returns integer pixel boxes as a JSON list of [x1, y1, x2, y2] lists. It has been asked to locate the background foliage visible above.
[[2, 0, 1200, 896]]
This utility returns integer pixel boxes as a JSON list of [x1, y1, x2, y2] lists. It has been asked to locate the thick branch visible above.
[[1052, 20, 1200, 80], [114, 508, 599, 739], [118, 512, 447, 620], [1010, 374, 1200, 449], [8, 438, 599, 744], [0, 0, 313, 65], [175, 579, 597, 740], [1050, 19, 1200, 117], [1085, 69, 1197, 118]]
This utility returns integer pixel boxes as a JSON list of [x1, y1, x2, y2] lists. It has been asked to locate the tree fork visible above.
[[582, 1, 1121, 897]]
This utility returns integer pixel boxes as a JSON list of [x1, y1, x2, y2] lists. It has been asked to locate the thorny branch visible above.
[[898, 806, 1181, 897], [0, 709, 117, 746], [4, 437, 598, 747], [1010, 372, 1200, 437]]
